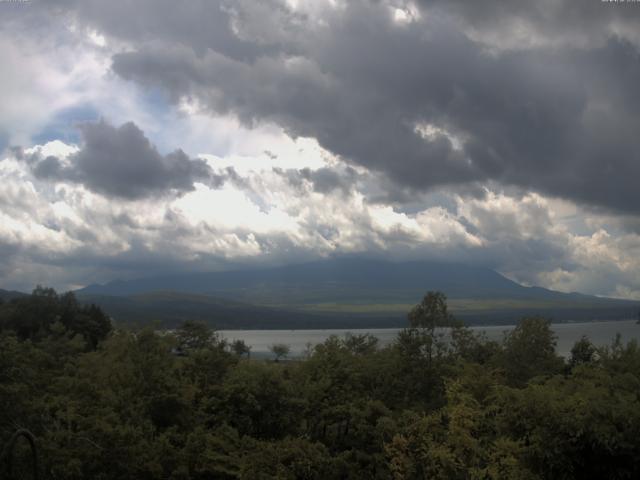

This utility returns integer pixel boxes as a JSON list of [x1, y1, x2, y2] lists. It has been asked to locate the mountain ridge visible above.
[[71, 258, 640, 327], [76, 258, 613, 303], [0, 288, 29, 301]]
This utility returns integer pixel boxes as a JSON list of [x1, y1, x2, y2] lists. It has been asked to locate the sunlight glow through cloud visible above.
[[1, 0, 640, 299]]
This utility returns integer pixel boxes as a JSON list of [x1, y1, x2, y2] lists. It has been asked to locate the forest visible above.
[[2, 288, 640, 479]]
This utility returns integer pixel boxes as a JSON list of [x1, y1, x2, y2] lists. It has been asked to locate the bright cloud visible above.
[[2, 0, 640, 299]]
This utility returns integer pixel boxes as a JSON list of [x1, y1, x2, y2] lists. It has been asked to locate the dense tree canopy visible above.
[[0, 287, 111, 349], [1, 289, 639, 479]]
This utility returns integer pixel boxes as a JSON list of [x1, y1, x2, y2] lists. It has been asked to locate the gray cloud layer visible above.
[[3, 0, 640, 297], [29, 121, 217, 199], [43, 0, 639, 214]]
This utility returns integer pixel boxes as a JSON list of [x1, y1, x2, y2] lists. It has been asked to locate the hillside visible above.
[[77, 258, 586, 302], [76, 259, 639, 327], [77, 291, 404, 329], [0, 288, 29, 302]]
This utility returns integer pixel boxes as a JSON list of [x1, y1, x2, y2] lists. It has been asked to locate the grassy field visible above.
[[78, 290, 639, 329], [260, 297, 637, 315]]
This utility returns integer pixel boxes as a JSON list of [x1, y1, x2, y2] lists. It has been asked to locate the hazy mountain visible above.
[[78, 258, 578, 301], [0, 288, 29, 302], [76, 291, 407, 329], [75, 259, 639, 327]]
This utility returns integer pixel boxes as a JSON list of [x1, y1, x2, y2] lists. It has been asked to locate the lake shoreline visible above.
[[219, 319, 640, 359]]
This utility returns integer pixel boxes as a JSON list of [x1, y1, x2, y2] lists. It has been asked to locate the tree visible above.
[[270, 343, 291, 362], [215, 362, 300, 439], [240, 437, 338, 479], [68, 302, 112, 349], [408, 291, 456, 331], [1, 286, 60, 340], [500, 317, 564, 387], [343, 333, 379, 355], [231, 339, 251, 358], [0, 287, 111, 348], [450, 325, 500, 365], [494, 361, 640, 479], [175, 320, 217, 353], [403, 292, 457, 369], [569, 335, 597, 368]]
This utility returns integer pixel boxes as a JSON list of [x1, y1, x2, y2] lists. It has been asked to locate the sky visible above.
[[1, 0, 640, 298]]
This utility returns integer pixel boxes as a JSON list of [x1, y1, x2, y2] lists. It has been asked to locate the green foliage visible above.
[[175, 320, 219, 352], [569, 335, 597, 368], [500, 316, 564, 387], [388, 367, 517, 480], [213, 362, 302, 439], [240, 437, 337, 479], [269, 343, 291, 361], [494, 364, 640, 479], [230, 339, 251, 358], [408, 291, 459, 331], [0, 286, 111, 349], [343, 332, 379, 355], [1, 289, 640, 479]]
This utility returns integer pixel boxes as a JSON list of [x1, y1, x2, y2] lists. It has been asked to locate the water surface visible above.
[[220, 320, 640, 359]]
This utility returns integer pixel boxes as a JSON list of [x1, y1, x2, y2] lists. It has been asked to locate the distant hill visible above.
[[77, 258, 588, 301], [77, 291, 405, 329], [0, 288, 28, 302], [76, 259, 640, 327]]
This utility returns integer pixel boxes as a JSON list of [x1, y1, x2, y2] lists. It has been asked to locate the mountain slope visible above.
[[75, 258, 640, 327], [78, 258, 582, 303], [0, 288, 29, 302], [77, 291, 404, 329]]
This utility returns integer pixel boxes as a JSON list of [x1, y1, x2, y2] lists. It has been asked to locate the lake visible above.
[[220, 319, 640, 359]]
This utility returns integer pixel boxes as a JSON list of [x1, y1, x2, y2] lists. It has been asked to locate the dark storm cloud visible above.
[[45, 0, 286, 61], [28, 0, 640, 213], [302, 167, 356, 194], [416, 0, 640, 43], [30, 121, 220, 199], [275, 166, 357, 195], [33, 155, 64, 178]]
